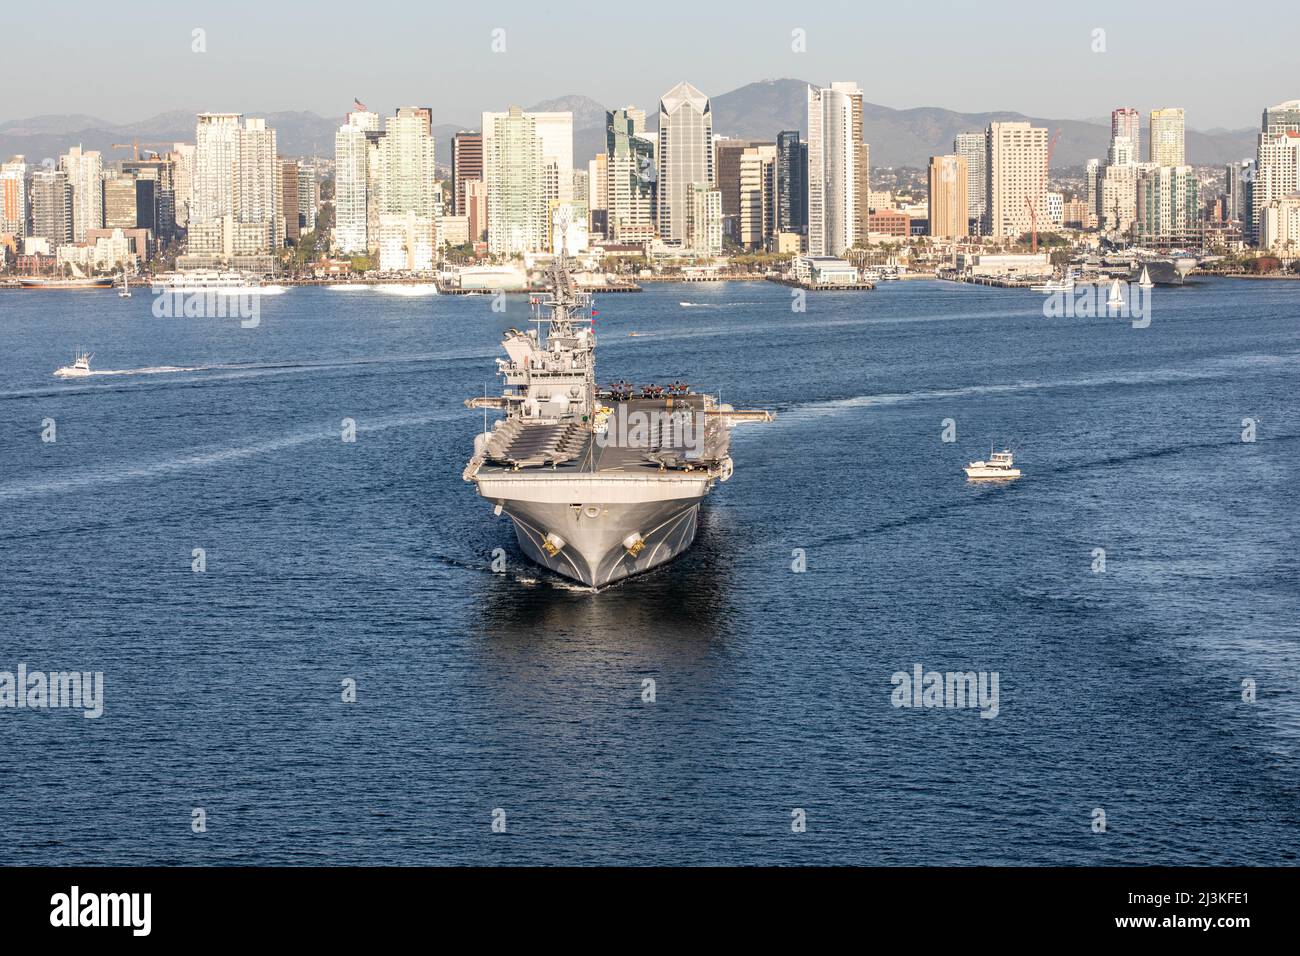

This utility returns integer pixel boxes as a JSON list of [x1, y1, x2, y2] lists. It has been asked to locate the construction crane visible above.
[[109, 140, 173, 161], [1024, 127, 1062, 254]]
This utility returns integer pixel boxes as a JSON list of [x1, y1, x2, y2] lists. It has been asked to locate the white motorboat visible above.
[[964, 449, 1021, 480], [54, 350, 93, 378]]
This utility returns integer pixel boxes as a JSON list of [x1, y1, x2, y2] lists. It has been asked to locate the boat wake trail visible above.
[[0, 411, 452, 501], [68, 365, 210, 378], [775, 353, 1300, 423]]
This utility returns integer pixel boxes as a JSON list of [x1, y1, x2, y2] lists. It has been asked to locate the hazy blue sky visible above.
[[6, 0, 1296, 129]]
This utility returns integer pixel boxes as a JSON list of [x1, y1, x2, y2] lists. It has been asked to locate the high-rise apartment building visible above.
[[170, 143, 195, 229], [927, 154, 969, 238], [775, 131, 807, 236], [334, 109, 379, 255], [375, 107, 439, 269], [656, 81, 714, 247], [297, 164, 318, 233], [807, 81, 869, 256], [280, 159, 301, 242], [984, 122, 1048, 239], [953, 132, 986, 232], [713, 137, 753, 240], [482, 106, 544, 255], [1149, 108, 1186, 166], [1136, 165, 1200, 247], [31, 168, 73, 249], [687, 183, 722, 254], [1250, 101, 1300, 243], [1111, 108, 1141, 160], [587, 153, 608, 237], [59, 146, 103, 243], [0, 157, 27, 239], [189, 112, 242, 257], [451, 131, 482, 217], [605, 108, 655, 241], [1224, 160, 1251, 223], [231, 117, 281, 256], [1100, 163, 1140, 235], [737, 144, 777, 250], [533, 112, 574, 210]]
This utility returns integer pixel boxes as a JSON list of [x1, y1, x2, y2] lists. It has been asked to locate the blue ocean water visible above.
[[0, 277, 1296, 865]]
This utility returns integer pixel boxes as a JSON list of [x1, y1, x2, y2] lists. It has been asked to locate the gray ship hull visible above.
[[503, 497, 700, 588], [473, 470, 714, 588]]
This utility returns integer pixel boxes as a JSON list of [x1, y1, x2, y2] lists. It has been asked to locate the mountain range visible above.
[[0, 79, 1258, 171]]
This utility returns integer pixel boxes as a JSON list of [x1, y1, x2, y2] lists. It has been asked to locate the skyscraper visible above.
[[281, 159, 301, 242], [605, 108, 655, 241], [376, 107, 439, 270], [737, 144, 777, 250], [482, 106, 544, 255], [1224, 160, 1250, 223], [451, 131, 483, 217], [230, 117, 281, 257], [0, 157, 26, 239], [297, 164, 318, 233], [984, 122, 1048, 239], [334, 108, 379, 255], [687, 182, 722, 255], [807, 81, 868, 256], [1111, 108, 1141, 161], [1136, 165, 1200, 247], [714, 137, 754, 240], [189, 112, 242, 257], [656, 81, 714, 247], [775, 131, 807, 236], [1250, 101, 1300, 243], [1149, 108, 1186, 166], [927, 154, 969, 239], [953, 132, 986, 233], [169, 143, 195, 229], [30, 168, 73, 250], [59, 146, 103, 243], [532, 112, 574, 209], [123, 157, 177, 242]]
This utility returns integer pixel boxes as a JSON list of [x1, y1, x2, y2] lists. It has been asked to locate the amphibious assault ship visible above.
[[463, 258, 773, 588]]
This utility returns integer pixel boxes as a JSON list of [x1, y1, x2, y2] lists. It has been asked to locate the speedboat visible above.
[[964, 449, 1021, 480], [54, 350, 93, 378]]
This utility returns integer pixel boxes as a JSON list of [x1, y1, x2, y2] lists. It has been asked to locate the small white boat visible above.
[[117, 273, 132, 298], [964, 449, 1021, 480], [1138, 266, 1153, 290], [1032, 271, 1075, 293], [1107, 278, 1125, 308], [54, 350, 93, 378]]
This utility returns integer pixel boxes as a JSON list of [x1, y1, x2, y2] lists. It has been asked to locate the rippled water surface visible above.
[[1, 278, 1296, 864]]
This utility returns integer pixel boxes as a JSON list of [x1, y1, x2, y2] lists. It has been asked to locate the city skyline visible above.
[[5, 0, 1299, 131]]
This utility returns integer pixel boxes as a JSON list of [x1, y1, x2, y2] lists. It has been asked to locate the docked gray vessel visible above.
[[463, 259, 773, 588]]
